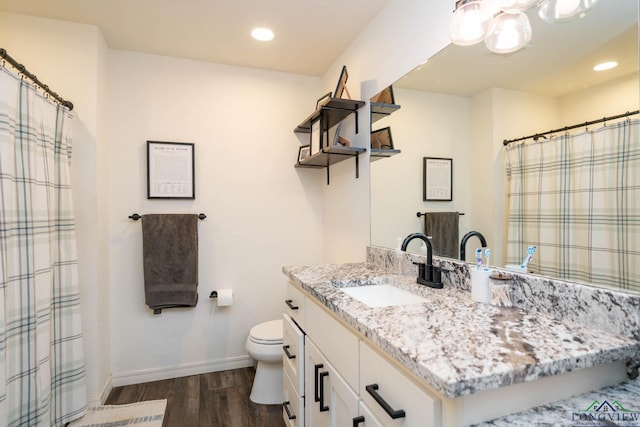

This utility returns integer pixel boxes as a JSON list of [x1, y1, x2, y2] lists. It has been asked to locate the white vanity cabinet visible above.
[[305, 339, 359, 427], [359, 342, 441, 426], [284, 280, 442, 427]]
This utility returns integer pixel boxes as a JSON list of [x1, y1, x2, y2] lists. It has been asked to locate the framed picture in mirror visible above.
[[371, 85, 395, 104], [371, 127, 394, 150], [423, 157, 452, 201]]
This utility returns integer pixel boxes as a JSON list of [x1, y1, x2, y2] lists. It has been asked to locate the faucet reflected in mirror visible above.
[[460, 231, 487, 262], [401, 233, 443, 289]]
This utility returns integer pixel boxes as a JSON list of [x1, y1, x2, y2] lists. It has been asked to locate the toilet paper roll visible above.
[[216, 289, 233, 306]]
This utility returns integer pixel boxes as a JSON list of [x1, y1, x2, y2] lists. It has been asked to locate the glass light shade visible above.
[[449, 1, 492, 46], [499, 0, 540, 12], [538, 0, 600, 23], [485, 11, 532, 54], [479, 0, 502, 18]]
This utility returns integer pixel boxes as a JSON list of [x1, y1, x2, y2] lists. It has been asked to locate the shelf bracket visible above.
[[355, 110, 359, 134]]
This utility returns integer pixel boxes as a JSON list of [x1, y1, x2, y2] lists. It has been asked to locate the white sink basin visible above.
[[338, 284, 428, 308]]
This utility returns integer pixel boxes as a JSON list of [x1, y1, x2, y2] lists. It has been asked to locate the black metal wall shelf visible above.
[[293, 97, 365, 185], [295, 146, 366, 185], [369, 93, 402, 162], [294, 98, 365, 134]]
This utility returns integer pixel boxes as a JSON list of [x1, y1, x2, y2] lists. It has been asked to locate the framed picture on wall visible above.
[[423, 157, 452, 201], [309, 117, 322, 156], [297, 145, 311, 163], [334, 65, 350, 99], [147, 141, 195, 199]]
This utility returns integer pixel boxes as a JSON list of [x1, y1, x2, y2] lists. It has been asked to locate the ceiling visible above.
[[0, 0, 390, 76], [396, 0, 639, 98]]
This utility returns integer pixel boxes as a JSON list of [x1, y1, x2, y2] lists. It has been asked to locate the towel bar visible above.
[[129, 213, 207, 220], [417, 211, 464, 218]]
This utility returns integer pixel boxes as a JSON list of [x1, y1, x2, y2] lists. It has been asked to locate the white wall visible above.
[[0, 12, 111, 404], [319, 0, 454, 263], [560, 73, 638, 123], [107, 50, 324, 384]]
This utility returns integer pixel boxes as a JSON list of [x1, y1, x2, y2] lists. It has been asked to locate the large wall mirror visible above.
[[370, 0, 639, 292]]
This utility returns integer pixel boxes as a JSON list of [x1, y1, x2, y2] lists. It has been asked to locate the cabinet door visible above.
[[283, 314, 305, 396], [305, 339, 330, 427], [359, 342, 441, 427], [305, 339, 359, 427], [304, 296, 359, 391]]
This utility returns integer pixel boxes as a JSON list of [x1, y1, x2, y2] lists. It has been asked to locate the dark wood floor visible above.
[[106, 367, 285, 427]]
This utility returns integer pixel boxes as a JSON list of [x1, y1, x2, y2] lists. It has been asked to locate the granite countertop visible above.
[[283, 262, 640, 399], [472, 377, 640, 426]]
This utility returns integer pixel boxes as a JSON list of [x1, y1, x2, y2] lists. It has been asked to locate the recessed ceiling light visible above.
[[251, 28, 274, 42], [593, 61, 618, 71]]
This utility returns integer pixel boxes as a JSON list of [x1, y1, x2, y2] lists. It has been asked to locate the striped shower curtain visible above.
[[505, 118, 640, 291], [0, 68, 87, 425]]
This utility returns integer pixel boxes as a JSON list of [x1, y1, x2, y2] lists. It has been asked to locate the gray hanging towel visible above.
[[141, 214, 199, 313], [424, 212, 459, 259]]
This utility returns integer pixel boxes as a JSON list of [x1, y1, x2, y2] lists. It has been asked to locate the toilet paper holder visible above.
[[209, 291, 218, 298]]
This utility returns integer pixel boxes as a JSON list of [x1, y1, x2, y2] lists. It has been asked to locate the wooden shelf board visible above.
[[295, 146, 366, 168]]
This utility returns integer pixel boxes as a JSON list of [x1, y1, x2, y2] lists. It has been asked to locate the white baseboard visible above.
[[111, 355, 254, 387], [87, 374, 113, 406]]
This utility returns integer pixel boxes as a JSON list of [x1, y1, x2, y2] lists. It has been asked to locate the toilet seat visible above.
[[248, 319, 282, 345]]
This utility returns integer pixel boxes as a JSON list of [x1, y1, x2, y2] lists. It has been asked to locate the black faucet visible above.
[[460, 231, 487, 261], [400, 232, 443, 289]]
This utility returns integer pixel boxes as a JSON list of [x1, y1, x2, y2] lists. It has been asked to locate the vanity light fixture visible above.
[[449, 1, 493, 46], [251, 27, 274, 41], [450, 0, 600, 54], [538, 0, 600, 23], [485, 11, 532, 54], [593, 61, 618, 71]]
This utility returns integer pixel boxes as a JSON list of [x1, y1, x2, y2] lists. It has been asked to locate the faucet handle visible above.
[[432, 266, 442, 285], [412, 261, 426, 277]]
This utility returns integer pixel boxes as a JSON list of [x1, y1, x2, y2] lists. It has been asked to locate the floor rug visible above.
[[68, 399, 167, 427]]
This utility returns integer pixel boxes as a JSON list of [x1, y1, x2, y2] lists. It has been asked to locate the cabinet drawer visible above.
[[283, 370, 304, 427], [283, 314, 304, 396], [359, 342, 441, 427], [304, 297, 359, 391], [285, 282, 305, 329]]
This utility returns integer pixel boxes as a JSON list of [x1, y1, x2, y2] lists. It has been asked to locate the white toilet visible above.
[[245, 319, 283, 404]]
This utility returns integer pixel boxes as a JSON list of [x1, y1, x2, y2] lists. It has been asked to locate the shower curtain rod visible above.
[[0, 48, 74, 111], [503, 110, 639, 146]]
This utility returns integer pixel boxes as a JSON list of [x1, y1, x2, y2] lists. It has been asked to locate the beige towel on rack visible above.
[[141, 214, 199, 313], [424, 212, 459, 258]]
